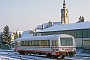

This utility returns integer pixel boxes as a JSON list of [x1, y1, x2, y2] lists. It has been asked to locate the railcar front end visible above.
[[51, 36, 76, 57]]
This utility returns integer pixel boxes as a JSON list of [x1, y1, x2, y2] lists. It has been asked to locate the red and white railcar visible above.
[[14, 34, 76, 57]]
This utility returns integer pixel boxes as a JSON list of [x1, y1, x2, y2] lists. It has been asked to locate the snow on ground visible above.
[[0, 49, 90, 60], [0, 50, 52, 60], [65, 48, 90, 60]]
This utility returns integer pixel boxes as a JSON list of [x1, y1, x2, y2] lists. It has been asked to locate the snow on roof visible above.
[[35, 22, 61, 29], [53, 22, 61, 25], [38, 22, 90, 32], [15, 34, 73, 41], [22, 34, 33, 38], [42, 23, 48, 28], [35, 25, 42, 29], [35, 23, 48, 29], [16, 31, 23, 34], [21, 30, 31, 37]]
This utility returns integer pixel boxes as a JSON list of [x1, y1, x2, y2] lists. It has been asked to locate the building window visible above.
[[83, 29, 88, 38]]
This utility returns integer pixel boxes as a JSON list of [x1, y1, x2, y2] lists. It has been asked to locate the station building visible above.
[[34, 0, 90, 49], [35, 22, 90, 49]]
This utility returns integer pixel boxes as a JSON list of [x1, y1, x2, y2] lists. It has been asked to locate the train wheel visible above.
[[61, 55, 65, 59], [46, 53, 51, 58], [55, 55, 58, 58], [51, 55, 58, 58], [19, 51, 25, 55], [29, 52, 31, 55], [68, 52, 73, 58]]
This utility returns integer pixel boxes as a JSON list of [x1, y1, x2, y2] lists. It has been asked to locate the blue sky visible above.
[[0, 0, 90, 32]]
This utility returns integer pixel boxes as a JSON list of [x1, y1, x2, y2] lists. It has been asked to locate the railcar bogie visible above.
[[46, 53, 51, 58]]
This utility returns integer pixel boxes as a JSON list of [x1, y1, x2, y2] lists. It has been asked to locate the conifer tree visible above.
[[2, 25, 11, 48], [0, 33, 3, 43], [78, 16, 85, 23]]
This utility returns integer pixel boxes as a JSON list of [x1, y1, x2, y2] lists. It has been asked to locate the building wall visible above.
[[35, 28, 90, 49], [75, 38, 82, 47], [36, 28, 90, 38]]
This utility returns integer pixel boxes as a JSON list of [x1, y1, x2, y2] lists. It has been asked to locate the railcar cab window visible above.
[[60, 38, 73, 46]]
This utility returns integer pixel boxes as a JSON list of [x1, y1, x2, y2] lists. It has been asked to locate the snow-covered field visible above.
[[65, 49, 90, 60], [0, 49, 90, 60], [0, 49, 58, 60], [0, 51, 49, 60]]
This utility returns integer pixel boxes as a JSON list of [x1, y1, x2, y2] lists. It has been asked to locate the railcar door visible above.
[[14, 41, 19, 52], [51, 40, 58, 55]]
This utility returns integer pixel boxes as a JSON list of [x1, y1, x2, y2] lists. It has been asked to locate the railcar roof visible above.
[[15, 34, 73, 41]]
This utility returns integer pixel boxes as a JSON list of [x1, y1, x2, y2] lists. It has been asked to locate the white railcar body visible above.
[[14, 34, 76, 56]]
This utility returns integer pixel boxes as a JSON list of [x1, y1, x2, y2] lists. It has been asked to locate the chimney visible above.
[[42, 24, 44, 30]]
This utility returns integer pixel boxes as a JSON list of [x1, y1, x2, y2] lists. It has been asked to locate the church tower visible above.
[[61, 0, 69, 24]]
